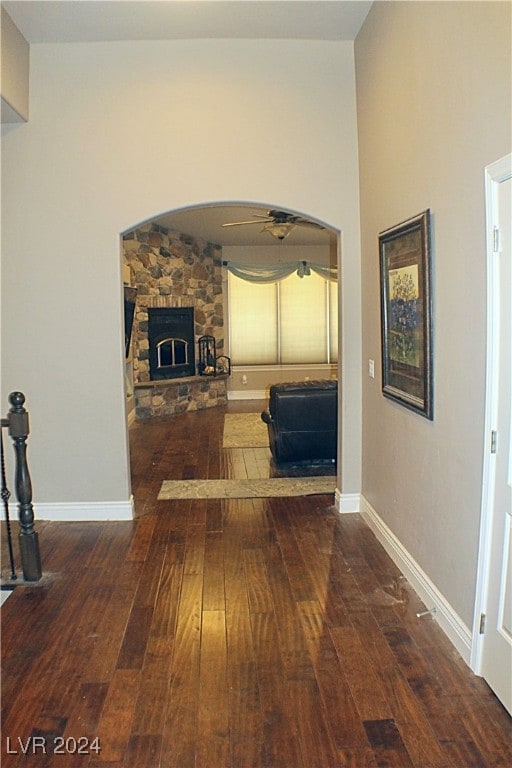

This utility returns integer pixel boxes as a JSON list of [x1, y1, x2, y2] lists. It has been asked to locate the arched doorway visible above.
[[121, 201, 342, 505]]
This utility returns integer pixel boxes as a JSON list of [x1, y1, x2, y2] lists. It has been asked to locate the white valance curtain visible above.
[[222, 260, 337, 282]]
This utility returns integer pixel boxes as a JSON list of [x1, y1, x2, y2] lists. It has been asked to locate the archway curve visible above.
[[123, 199, 340, 249]]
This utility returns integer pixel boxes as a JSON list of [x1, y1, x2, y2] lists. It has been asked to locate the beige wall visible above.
[[1, 39, 361, 509], [355, 1, 511, 628], [1, 6, 29, 122]]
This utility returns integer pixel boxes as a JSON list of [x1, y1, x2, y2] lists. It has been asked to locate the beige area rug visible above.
[[158, 477, 336, 500], [222, 412, 269, 448]]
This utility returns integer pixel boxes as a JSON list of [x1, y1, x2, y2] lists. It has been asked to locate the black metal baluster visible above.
[[0, 423, 17, 580], [7, 392, 42, 582]]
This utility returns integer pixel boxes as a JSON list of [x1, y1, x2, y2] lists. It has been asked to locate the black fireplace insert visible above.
[[148, 307, 195, 380]]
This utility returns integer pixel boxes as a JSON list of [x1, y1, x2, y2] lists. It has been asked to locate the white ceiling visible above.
[[153, 204, 335, 247], [2, 0, 370, 246], [3, 1, 372, 44]]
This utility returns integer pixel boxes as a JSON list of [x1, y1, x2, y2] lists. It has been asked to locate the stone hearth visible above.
[[134, 375, 228, 419]]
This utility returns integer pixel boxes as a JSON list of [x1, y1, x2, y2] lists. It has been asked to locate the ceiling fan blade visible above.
[[294, 219, 326, 230], [221, 219, 271, 227]]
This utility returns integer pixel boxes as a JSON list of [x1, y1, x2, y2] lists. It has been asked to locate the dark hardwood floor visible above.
[[1, 401, 511, 767]]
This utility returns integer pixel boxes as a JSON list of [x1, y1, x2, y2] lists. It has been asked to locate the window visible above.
[[228, 271, 338, 365]]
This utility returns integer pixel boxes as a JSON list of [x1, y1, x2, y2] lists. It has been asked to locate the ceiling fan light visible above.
[[263, 222, 295, 240]]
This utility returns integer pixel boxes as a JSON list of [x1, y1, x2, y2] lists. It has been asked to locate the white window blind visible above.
[[228, 275, 278, 364], [228, 271, 338, 365], [279, 272, 327, 363]]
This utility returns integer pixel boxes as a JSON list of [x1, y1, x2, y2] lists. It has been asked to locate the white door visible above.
[[474, 155, 512, 714]]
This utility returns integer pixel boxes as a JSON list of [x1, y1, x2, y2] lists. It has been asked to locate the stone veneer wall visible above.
[[123, 222, 225, 416]]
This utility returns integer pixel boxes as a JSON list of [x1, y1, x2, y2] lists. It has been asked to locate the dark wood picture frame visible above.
[[379, 209, 433, 420]]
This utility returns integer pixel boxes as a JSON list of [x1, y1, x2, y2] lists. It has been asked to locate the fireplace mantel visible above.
[[134, 374, 228, 389]]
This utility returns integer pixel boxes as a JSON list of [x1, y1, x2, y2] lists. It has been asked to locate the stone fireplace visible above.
[[123, 222, 228, 417]]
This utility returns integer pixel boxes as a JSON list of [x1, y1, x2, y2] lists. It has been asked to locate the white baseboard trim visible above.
[[359, 495, 472, 664], [228, 389, 268, 400], [334, 489, 361, 513], [2, 498, 135, 522]]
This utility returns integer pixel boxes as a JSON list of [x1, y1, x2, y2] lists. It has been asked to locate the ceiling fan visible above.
[[221, 209, 325, 240]]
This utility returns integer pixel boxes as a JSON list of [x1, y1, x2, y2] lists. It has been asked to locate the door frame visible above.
[[471, 153, 512, 673]]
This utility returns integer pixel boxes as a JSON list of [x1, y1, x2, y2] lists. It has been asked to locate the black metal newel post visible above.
[[7, 392, 42, 582]]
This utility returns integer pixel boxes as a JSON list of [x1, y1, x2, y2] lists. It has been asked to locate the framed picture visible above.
[[379, 209, 433, 420]]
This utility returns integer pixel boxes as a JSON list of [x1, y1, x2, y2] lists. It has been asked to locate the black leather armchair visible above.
[[261, 379, 338, 464]]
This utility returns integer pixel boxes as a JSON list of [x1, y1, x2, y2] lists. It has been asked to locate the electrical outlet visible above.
[[241, 374, 247, 385], [368, 359, 375, 378]]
